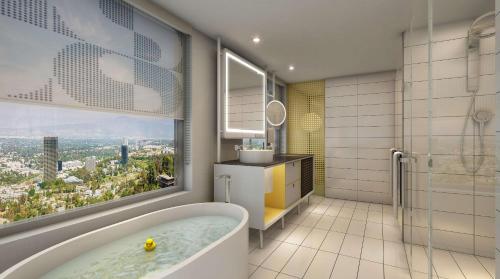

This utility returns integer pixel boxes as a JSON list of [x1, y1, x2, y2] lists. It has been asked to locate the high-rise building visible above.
[[43, 137, 58, 182], [85, 156, 96, 171], [57, 160, 63, 172], [121, 138, 128, 165]]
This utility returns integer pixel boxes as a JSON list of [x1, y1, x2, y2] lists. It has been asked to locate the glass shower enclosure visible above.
[[397, 0, 496, 278]]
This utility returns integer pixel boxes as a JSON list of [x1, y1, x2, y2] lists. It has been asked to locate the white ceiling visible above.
[[153, 0, 494, 83]]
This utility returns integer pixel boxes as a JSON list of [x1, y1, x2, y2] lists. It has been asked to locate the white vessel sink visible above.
[[239, 150, 274, 164]]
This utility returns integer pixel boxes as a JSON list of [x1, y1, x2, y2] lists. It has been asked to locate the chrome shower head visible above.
[[472, 110, 492, 124], [468, 11, 495, 42]]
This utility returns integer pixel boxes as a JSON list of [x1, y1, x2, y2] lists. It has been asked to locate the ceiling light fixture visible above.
[[252, 36, 261, 44], [288, 65, 295, 71]]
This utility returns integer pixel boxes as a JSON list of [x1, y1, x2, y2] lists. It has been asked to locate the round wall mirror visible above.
[[266, 100, 286, 127]]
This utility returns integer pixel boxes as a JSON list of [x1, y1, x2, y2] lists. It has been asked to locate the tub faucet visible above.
[[215, 174, 231, 203]]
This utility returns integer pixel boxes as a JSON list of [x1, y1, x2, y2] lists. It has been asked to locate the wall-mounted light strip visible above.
[[224, 50, 266, 135]]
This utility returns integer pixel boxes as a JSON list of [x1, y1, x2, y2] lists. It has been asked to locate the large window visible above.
[[0, 103, 177, 224], [0, 0, 189, 227]]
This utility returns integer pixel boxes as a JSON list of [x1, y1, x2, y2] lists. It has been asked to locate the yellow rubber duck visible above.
[[144, 238, 156, 252]]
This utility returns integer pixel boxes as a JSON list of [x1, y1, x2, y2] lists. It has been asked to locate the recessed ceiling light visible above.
[[288, 65, 295, 71], [252, 36, 261, 44]]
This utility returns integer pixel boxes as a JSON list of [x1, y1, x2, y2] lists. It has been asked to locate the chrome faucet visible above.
[[215, 174, 231, 203], [234, 145, 243, 159]]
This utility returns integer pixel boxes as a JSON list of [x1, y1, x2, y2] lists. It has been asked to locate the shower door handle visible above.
[[392, 150, 403, 220]]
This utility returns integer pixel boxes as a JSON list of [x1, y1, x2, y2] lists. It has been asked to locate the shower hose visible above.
[[460, 89, 485, 173]]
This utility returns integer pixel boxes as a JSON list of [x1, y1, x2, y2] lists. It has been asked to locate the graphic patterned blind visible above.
[[0, 0, 186, 119]]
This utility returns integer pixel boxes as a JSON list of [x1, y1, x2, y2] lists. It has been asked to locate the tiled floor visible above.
[[248, 195, 495, 279]]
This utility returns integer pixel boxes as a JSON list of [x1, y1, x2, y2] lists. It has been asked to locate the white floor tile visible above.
[[303, 203, 317, 214], [325, 205, 341, 216], [303, 250, 337, 279], [249, 239, 282, 265], [321, 198, 334, 206], [276, 273, 297, 279], [343, 200, 357, 208], [331, 217, 350, 233], [249, 267, 278, 279], [476, 256, 495, 278], [248, 264, 259, 276], [432, 249, 465, 279], [331, 199, 345, 207], [368, 203, 383, 212], [285, 226, 312, 245], [384, 240, 408, 269], [261, 242, 299, 272], [367, 210, 383, 223], [302, 228, 328, 249], [281, 246, 317, 278], [451, 252, 492, 279], [361, 237, 383, 263], [340, 234, 363, 258], [315, 215, 335, 230], [250, 234, 261, 252], [356, 202, 370, 210], [352, 208, 368, 221], [248, 196, 495, 279], [347, 220, 366, 236], [266, 224, 298, 241], [320, 231, 345, 253], [404, 244, 437, 276], [410, 271, 433, 279], [286, 212, 309, 225], [338, 207, 355, 218], [383, 223, 402, 242], [330, 255, 359, 279], [357, 260, 384, 279], [364, 222, 383, 239], [384, 265, 412, 279], [300, 213, 322, 227], [312, 204, 329, 214], [382, 211, 396, 225]]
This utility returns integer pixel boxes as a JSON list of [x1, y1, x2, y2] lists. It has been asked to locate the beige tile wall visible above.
[[325, 71, 396, 204], [404, 20, 496, 257]]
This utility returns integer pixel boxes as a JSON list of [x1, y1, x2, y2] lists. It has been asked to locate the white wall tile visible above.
[[475, 216, 495, 237], [325, 71, 395, 202], [326, 76, 357, 88], [326, 116, 357, 127]]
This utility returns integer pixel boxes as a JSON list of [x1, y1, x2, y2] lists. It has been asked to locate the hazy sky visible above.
[[0, 102, 174, 139]]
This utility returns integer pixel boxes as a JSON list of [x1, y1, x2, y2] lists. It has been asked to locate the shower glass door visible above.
[[403, 0, 434, 277]]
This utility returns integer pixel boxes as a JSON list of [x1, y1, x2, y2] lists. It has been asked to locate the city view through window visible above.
[[0, 103, 176, 225]]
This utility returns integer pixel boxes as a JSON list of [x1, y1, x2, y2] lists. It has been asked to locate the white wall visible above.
[[0, 0, 217, 272], [404, 20, 495, 257], [324, 71, 396, 204]]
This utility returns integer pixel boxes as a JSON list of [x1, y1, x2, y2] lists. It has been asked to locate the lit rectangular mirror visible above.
[[222, 49, 266, 139]]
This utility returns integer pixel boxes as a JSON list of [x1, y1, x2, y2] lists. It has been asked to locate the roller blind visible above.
[[0, 0, 186, 119]]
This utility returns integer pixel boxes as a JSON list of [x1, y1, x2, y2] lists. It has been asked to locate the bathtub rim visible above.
[[0, 202, 249, 279]]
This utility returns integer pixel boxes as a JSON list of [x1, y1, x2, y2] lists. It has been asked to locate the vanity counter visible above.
[[216, 154, 312, 168]]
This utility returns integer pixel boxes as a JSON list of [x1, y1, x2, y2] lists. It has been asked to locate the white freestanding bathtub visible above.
[[0, 202, 249, 279]]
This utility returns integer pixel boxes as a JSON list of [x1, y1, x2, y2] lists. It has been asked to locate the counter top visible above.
[[216, 154, 313, 168]]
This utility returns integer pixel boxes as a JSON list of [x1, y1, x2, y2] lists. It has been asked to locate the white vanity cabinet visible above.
[[214, 154, 314, 248]]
